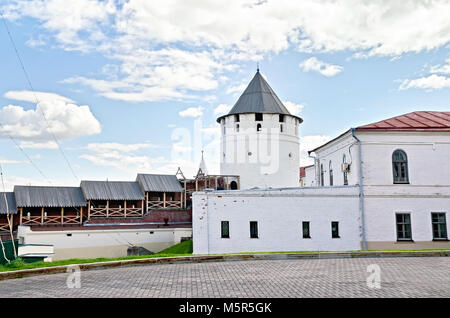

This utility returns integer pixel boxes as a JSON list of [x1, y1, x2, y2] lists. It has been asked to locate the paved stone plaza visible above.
[[0, 257, 449, 297]]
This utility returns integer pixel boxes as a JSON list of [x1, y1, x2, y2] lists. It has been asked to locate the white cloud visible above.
[[299, 57, 343, 77], [284, 101, 305, 116], [299, 135, 332, 165], [226, 84, 247, 95], [214, 104, 232, 116], [5, 1, 450, 102], [80, 142, 163, 171], [0, 157, 28, 165], [179, 106, 204, 118], [399, 74, 450, 91], [430, 57, 450, 75], [0, 90, 101, 141], [19, 141, 58, 149]]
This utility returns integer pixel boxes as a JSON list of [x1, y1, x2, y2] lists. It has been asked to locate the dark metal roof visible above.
[[14, 186, 87, 208], [357, 111, 450, 131], [217, 70, 303, 123], [0, 192, 17, 214], [80, 181, 145, 201], [136, 174, 183, 192]]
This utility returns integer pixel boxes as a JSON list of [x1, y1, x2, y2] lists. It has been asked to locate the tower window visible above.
[[221, 221, 230, 238], [235, 114, 240, 122], [255, 113, 263, 121], [257, 123, 262, 132], [302, 221, 311, 239], [250, 221, 258, 238], [235, 124, 239, 132], [280, 124, 283, 132], [279, 114, 285, 122], [331, 222, 340, 238]]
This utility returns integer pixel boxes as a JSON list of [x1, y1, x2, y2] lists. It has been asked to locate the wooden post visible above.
[[163, 192, 166, 209], [41, 207, 44, 225], [184, 180, 187, 209], [145, 192, 149, 213], [195, 179, 198, 191], [237, 177, 240, 190], [225, 177, 229, 190], [19, 207, 23, 225], [106, 200, 109, 217], [61, 207, 64, 225], [124, 200, 127, 218], [80, 206, 83, 224], [88, 200, 91, 220], [180, 191, 183, 209], [141, 200, 144, 216]]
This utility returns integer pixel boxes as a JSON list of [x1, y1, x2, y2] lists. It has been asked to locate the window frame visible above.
[[431, 212, 448, 241], [221, 221, 230, 239], [329, 161, 333, 186], [392, 149, 409, 184], [396, 212, 413, 241], [250, 221, 259, 239]]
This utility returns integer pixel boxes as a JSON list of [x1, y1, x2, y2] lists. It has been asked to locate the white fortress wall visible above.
[[193, 186, 361, 254]]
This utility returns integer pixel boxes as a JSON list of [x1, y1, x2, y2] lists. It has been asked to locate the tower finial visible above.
[[257, 62, 259, 72]]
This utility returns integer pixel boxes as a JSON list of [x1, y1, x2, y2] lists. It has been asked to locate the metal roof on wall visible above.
[[14, 186, 87, 208], [217, 70, 303, 123], [356, 111, 450, 131], [80, 181, 145, 200], [136, 174, 183, 192], [0, 192, 17, 214]]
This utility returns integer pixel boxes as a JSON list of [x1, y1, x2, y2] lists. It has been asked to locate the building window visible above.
[[343, 154, 348, 185], [320, 163, 324, 186], [257, 123, 262, 132], [235, 114, 240, 122], [221, 221, 230, 238], [280, 124, 283, 132], [431, 213, 448, 240], [331, 221, 340, 238], [392, 150, 409, 184], [329, 161, 333, 186], [279, 114, 285, 122], [235, 124, 239, 132], [250, 221, 258, 238], [255, 113, 263, 121], [396, 213, 412, 241], [302, 221, 311, 239]]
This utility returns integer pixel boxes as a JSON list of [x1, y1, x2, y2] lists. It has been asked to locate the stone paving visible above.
[[0, 257, 449, 297]]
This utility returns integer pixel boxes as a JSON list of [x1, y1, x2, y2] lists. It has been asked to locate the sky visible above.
[[0, 0, 449, 190]]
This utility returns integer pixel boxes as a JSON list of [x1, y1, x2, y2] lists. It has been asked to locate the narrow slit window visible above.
[[221, 221, 230, 238], [331, 221, 340, 238], [302, 221, 310, 239], [250, 221, 258, 238], [257, 123, 262, 132]]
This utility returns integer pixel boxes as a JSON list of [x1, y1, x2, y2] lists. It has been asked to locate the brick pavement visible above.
[[0, 257, 449, 297]]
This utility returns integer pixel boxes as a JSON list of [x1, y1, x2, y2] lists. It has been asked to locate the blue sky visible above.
[[0, 0, 449, 190]]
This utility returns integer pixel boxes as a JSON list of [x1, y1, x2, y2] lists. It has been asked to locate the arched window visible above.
[[257, 123, 262, 132], [329, 161, 333, 186], [343, 154, 348, 185], [230, 181, 238, 190], [392, 150, 409, 183], [320, 164, 324, 186]]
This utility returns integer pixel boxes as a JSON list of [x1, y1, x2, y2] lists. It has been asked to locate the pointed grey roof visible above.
[[217, 70, 303, 123]]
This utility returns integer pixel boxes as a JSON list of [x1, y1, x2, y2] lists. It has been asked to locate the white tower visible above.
[[217, 70, 302, 189]]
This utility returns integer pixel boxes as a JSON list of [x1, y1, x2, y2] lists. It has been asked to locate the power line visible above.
[[0, 11, 79, 182]]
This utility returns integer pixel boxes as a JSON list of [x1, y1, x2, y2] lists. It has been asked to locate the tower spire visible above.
[[257, 62, 259, 73]]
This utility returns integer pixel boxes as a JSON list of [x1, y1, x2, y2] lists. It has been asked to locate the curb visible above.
[[1, 250, 449, 281]]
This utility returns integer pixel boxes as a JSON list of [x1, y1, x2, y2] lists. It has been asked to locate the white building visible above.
[[193, 83, 450, 253], [217, 70, 302, 189]]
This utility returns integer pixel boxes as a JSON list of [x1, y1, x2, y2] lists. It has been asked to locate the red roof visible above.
[[356, 111, 450, 131]]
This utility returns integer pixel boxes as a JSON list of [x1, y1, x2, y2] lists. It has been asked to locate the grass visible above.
[[0, 240, 448, 273], [0, 240, 193, 273]]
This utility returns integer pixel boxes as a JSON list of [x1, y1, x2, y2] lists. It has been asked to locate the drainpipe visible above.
[[308, 152, 318, 186], [351, 128, 367, 251]]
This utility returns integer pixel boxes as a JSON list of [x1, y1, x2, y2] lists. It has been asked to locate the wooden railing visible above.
[[148, 200, 182, 210], [0, 223, 10, 233], [21, 215, 81, 226], [89, 207, 143, 218]]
